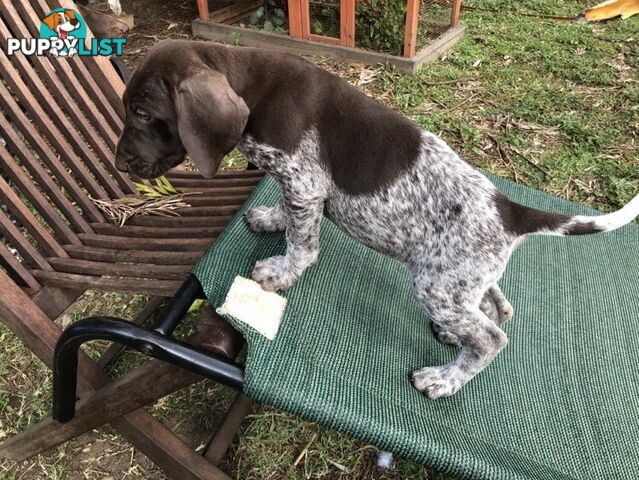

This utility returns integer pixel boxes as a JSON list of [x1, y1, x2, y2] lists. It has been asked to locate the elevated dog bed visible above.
[[192, 175, 639, 480]]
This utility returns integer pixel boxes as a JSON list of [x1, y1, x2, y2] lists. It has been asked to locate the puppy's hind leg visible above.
[[411, 272, 508, 399], [488, 284, 513, 325], [414, 307, 507, 399], [430, 285, 510, 346], [245, 197, 287, 233]]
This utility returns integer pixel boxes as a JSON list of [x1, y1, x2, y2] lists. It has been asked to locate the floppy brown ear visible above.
[[175, 70, 249, 178]]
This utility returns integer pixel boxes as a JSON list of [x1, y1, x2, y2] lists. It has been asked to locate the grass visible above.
[[1, 0, 638, 478]]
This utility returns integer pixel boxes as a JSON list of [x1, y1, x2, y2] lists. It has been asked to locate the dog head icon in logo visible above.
[[39, 8, 87, 57]]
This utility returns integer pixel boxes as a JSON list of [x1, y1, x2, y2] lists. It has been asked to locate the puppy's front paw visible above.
[[411, 366, 464, 399], [251, 256, 299, 291], [245, 206, 286, 233]]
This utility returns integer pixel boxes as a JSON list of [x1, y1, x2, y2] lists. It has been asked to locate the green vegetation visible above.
[[356, 0, 406, 55]]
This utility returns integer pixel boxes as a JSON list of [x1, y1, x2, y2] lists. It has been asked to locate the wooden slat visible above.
[[0, 51, 119, 199], [0, 14, 126, 197], [340, 0, 356, 48], [19, 0, 125, 130], [308, 34, 341, 46], [64, 245, 202, 265], [287, 0, 304, 38], [0, 242, 42, 291], [56, 61, 121, 150], [171, 205, 243, 217], [0, 209, 52, 271], [197, 0, 210, 20], [170, 176, 262, 188], [0, 123, 95, 233], [0, 10, 120, 154], [0, 176, 68, 258], [0, 144, 85, 243], [403, 0, 420, 57], [451, 0, 462, 27], [167, 169, 264, 179], [204, 393, 253, 465], [65, 55, 125, 133], [174, 186, 257, 197], [77, 233, 213, 251], [180, 194, 252, 207], [176, 186, 255, 198], [0, 312, 241, 480], [0, 257, 22, 289], [127, 216, 234, 228], [0, 359, 202, 460], [32, 285, 83, 319], [47, 257, 190, 280], [31, 270, 183, 296], [56, 0, 126, 114], [0, 89, 106, 222], [300, 0, 311, 39], [0, 269, 230, 480], [210, 0, 263, 23], [89, 223, 224, 239]]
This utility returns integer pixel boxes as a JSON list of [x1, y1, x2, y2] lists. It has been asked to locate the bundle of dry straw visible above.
[[92, 177, 197, 227]]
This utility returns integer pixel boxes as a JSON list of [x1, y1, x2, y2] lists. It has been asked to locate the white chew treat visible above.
[[216, 276, 287, 340]]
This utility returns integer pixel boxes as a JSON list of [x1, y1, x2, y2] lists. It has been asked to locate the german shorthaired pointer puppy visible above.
[[115, 40, 639, 399]]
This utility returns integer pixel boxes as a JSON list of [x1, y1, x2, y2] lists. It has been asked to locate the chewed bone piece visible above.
[[216, 276, 287, 340]]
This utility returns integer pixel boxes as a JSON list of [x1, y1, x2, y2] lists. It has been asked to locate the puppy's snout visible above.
[[115, 148, 132, 172], [115, 157, 129, 172], [70, 18, 79, 26]]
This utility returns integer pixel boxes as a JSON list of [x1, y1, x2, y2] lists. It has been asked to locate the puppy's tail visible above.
[[495, 191, 639, 237]]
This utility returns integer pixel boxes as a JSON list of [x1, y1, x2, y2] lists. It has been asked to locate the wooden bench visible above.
[[0, 0, 258, 477]]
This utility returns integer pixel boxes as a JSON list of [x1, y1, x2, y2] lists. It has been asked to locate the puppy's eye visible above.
[[132, 106, 151, 122]]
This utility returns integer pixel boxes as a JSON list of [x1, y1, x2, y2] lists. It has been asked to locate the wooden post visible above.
[[288, 0, 304, 38], [299, 0, 311, 40], [403, 0, 419, 58], [340, 0, 356, 48], [197, 0, 210, 21], [451, 0, 462, 27]]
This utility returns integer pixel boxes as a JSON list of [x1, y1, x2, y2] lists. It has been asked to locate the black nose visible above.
[[70, 19, 79, 26], [115, 155, 129, 173]]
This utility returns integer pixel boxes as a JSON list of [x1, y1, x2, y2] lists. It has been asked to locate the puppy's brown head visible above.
[[115, 42, 249, 179]]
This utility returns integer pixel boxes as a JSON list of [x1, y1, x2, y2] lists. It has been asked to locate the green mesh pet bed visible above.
[[192, 175, 639, 480]]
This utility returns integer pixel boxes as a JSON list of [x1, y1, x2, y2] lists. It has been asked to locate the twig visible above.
[[447, 92, 479, 112], [510, 146, 550, 175], [424, 77, 473, 86], [486, 133, 522, 183], [91, 193, 196, 226], [293, 433, 317, 467]]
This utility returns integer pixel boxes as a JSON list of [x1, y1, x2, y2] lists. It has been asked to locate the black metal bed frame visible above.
[[52, 274, 245, 423]]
